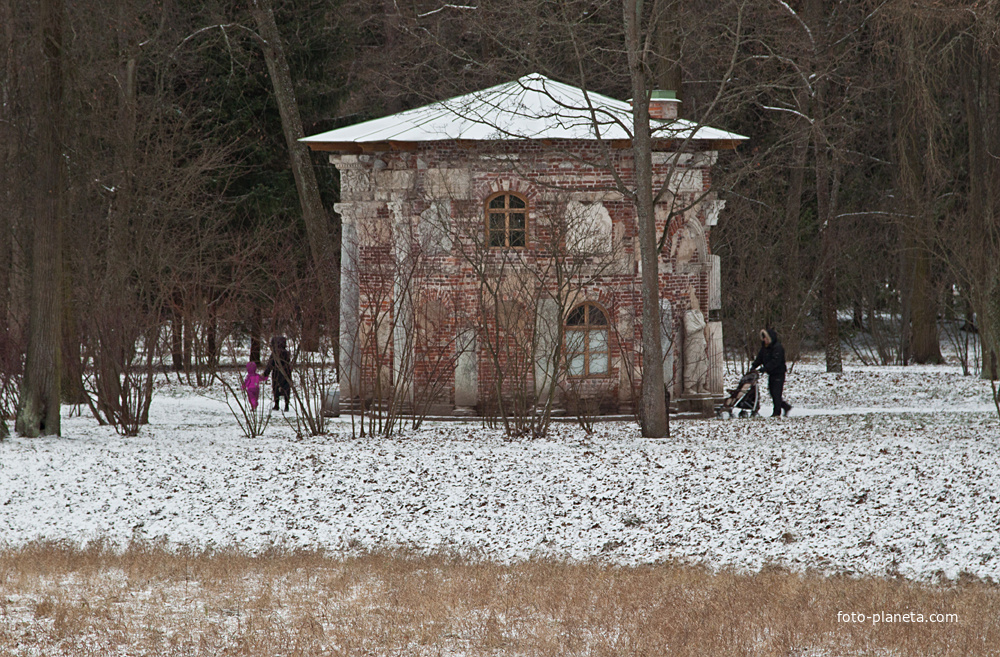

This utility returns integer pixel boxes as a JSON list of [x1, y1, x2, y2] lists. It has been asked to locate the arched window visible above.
[[565, 302, 609, 377], [486, 192, 527, 248]]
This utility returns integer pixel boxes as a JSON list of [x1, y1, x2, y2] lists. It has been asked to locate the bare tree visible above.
[[16, 0, 64, 437], [249, 0, 341, 355], [356, 0, 754, 435]]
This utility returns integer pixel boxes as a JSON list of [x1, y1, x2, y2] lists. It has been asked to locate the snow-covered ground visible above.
[[1, 358, 998, 583]]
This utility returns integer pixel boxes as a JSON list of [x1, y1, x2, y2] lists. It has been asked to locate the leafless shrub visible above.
[[0, 332, 21, 439], [940, 289, 981, 377], [609, 295, 675, 432], [450, 191, 628, 439], [83, 304, 160, 437], [214, 345, 272, 440], [287, 344, 335, 437], [339, 202, 469, 437], [341, 219, 413, 439], [409, 291, 464, 429], [843, 312, 905, 367]]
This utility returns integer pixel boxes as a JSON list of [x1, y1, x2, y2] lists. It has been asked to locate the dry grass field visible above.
[[1, 542, 997, 656]]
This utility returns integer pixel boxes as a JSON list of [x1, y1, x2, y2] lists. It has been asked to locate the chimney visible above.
[[649, 90, 680, 120]]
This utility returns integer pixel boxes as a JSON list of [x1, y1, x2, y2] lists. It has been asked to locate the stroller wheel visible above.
[[751, 411, 759, 417], [738, 410, 748, 418]]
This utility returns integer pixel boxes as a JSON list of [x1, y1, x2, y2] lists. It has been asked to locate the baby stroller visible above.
[[716, 371, 761, 418]]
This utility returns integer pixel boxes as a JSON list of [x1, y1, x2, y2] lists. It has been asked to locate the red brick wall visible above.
[[346, 140, 717, 411]]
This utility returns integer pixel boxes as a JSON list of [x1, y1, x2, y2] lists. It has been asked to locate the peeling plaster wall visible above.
[[329, 140, 728, 414]]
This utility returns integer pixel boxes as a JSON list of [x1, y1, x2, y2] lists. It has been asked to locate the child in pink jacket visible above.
[[241, 361, 267, 410]]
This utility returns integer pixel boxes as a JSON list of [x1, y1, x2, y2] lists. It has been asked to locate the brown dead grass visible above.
[[0, 541, 997, 656]]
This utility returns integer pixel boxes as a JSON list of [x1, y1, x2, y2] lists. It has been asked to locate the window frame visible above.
[[485, 192, 528, 249], [564, 302, 611, 378]]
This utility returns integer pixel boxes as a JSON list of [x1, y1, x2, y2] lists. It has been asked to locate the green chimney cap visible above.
[[650, 90, 679, 101]]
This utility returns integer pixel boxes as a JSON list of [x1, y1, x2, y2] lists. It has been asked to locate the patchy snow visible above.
[[1, 361, 997, 583]]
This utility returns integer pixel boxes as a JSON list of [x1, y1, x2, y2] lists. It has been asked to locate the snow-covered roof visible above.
[[301, 73, 747, 150]]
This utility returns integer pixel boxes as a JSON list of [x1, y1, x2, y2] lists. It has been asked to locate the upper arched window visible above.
[[486, 192, 527, 248], [565, 302, 610, 377]]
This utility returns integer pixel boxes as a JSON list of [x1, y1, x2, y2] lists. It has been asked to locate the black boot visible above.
[[782, 402, 792, 416]]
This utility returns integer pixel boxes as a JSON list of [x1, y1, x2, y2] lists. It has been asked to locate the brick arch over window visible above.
[[565, 302, 610, 377], [485, 191, 528, 248]]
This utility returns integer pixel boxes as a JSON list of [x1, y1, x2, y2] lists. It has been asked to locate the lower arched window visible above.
[[565, 303, 609, 376]]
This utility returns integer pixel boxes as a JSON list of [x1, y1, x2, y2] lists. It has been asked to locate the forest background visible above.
[[2, 0, 999, 437]]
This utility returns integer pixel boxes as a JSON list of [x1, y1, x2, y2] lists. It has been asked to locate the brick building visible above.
[[303, 74, 746, 416]]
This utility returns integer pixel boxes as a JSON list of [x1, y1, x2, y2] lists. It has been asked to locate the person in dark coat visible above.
[[262, 335, 293, 412], [750, 328, 792, 417]]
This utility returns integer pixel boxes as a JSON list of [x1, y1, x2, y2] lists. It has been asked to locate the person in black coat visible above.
[[750, 328, 793, 417], [262, 335, 293, 412]]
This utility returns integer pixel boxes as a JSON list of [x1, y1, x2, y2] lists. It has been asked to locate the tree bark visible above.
[[250, 306, 262, 364], [250, 0, 340, 355], [0, 0, 14, 341], [894, 15, 942, 365], [183, 314, 192, 372], [908, 249, 942, 363], [816, 141, 842, 374], [171, 308, 183, 371], [16, 0, 63, 436], [812, 96, 842, 373], [782, 123, 808, 359], [803, 0, 842, 374], [60, 271, 85, 404], [624, 0, 667, 438], [960, 31, 1000, 382]]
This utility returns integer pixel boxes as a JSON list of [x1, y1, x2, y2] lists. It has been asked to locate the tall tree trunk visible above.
[[183, 313, 192, 372], [908, 248, 942, 363], [898, 224, 912, 365], [0, 0, 14, 341], [803, 0, 842, 373], [782, 125, 808, 359], [206, 306, 218, 370], [624, 0, 667, 438], [60, 272, 85, 403], [250, 306, 262, 364], [894, 16, 942, 365], [94, 44, 136, 422], [17, 0, 63, 436], [250, 0, 340, 360], [0, 177, 10, 343], [171, 308, 183, 371], [961, 31, 1000, 382], [814, 123, 842, 373]]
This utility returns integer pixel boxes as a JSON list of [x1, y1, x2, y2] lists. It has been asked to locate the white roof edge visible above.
[[302, 74, 748, 145]]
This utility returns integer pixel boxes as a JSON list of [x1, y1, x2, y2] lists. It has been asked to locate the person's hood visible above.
[[761, 328, 779, 345], [246, 361, 257, 375], [271, 335, 288, 351]]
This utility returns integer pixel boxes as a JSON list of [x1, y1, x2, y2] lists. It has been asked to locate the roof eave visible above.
[[302, 136, 747, 153]]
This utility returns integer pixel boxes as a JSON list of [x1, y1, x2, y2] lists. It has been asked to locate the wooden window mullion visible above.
[[487, 193, 527, 249]]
